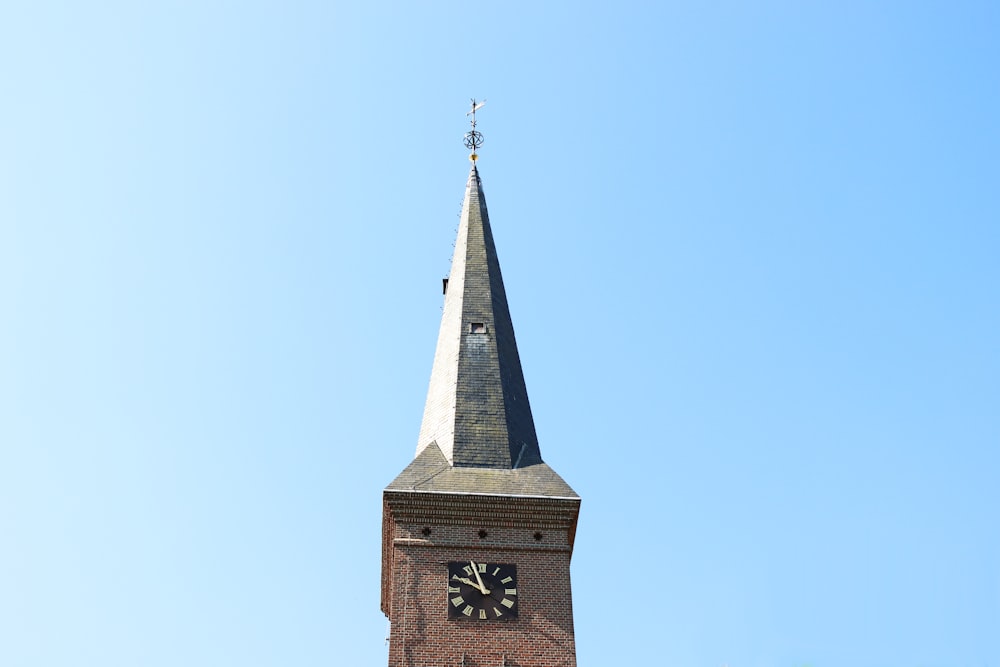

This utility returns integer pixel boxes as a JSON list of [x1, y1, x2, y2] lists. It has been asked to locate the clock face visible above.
[[446, 561, 518, 620]]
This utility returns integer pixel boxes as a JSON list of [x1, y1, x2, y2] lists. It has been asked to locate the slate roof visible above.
[[386, 441, 577, 497], [388, 163, 576, 499]]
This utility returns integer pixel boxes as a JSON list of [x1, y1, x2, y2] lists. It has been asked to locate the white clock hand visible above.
[[469, 560, 491, 595]]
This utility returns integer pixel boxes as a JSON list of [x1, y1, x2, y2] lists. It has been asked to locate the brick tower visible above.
[[381, 114, 580, 667]]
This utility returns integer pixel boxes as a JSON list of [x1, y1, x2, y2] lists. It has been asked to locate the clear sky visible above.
[[1, 1, 998, 666]]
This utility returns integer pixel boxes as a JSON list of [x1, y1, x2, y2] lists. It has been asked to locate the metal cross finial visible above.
[[464, 98, 485, 160]]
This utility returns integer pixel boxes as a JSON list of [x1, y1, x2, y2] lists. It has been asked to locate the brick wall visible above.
[[383, 492, 579, 667]]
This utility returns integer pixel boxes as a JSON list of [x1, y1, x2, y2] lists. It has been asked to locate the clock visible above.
[[446, 561, 518, 620]]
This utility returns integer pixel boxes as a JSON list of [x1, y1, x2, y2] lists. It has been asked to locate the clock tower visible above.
[[381, 106, 581, 667]]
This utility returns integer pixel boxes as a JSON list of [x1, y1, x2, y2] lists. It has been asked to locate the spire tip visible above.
[[464, 98, 485, 159]]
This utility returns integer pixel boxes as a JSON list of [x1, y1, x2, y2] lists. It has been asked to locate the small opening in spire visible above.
[[470, 322, 486, 334]]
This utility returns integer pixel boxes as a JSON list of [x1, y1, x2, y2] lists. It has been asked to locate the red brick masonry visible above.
[[383, 491, 580, 667]]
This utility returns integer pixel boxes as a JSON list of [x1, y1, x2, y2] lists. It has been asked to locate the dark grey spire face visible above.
[[417, 165, 542, 469]]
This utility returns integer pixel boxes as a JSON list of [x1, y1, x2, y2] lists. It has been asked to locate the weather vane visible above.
[[464, 98, 485, 161]]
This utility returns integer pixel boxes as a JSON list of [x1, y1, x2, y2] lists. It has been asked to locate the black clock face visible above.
[[446, 561, 518, 620]]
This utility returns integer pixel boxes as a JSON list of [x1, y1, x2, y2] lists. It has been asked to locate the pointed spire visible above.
[[385, 106, 575, 499], [417, 164, 542, 469]]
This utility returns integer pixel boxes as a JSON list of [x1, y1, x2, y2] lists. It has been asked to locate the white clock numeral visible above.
[[505, 588, 517, 596], [479, 609, 487, 619], [501, 576, 512, 584], [492, 567, 500, 576], [501, 598, 514, 609], [494, 607, 504, 617], [463, 605, 474, 616], [463, 565, 473, 577], [448, 586, 460, 593], [478, 563, 487, 573], [451, 596, 464, 607]]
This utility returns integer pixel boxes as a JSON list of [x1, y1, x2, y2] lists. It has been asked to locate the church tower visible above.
[[381, 104, 581, 667]]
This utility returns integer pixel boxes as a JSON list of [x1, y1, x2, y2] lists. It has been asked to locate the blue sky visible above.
[[1, 1, 998, 666]]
